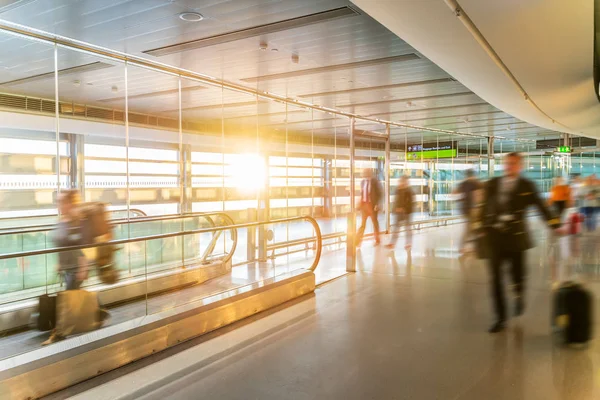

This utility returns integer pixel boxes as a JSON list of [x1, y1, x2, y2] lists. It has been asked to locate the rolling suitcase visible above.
[[552, 282, 593, 346], [569, 212, 584, 235], [55, 289, 104, 337], [36, 294, 57, 331]]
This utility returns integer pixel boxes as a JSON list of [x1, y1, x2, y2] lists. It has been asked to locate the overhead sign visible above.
[[407, 148, 457, 160], [556, 146, 571, 153], [407, 141, 453, 152], [406, 141, 456, 160]]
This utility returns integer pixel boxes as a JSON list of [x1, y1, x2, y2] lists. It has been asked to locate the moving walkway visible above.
[[0, 211, 238, 335], [0, 215, 322, 399]]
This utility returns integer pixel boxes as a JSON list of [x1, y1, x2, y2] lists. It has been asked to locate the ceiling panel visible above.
[[0, 0, 568, 145]]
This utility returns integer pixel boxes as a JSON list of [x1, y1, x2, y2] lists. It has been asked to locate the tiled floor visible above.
[[60, 222, 600, 400]]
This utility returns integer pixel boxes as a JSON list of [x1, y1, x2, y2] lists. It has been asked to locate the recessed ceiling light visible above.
[[179, 12, 204, 22]]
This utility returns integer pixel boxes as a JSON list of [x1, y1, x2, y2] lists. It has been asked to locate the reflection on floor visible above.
[[64, 222, 600, 400]]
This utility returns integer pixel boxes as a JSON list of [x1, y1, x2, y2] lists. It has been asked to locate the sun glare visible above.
[[230, 154, 266, 192]]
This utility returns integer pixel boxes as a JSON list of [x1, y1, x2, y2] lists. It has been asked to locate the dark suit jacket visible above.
[[393, 187, 414, 215], [360, 177, 382, 206], [480, 176, 559, 252]]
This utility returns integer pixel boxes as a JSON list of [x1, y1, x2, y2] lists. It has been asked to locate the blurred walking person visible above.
[[548, 177, 572, 220], [54, 190, 86, 290], [356, 168, 382, 247], [453, 169, 483, 255], [581, 175, 598, 232], [386, 175, 414, 250], [479, 152, 560, 333], [571, 174, 585, 209], [43, 190, 87, 346]]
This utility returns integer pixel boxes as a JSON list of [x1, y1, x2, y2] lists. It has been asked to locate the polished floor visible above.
[[54, 223, 600, 400]]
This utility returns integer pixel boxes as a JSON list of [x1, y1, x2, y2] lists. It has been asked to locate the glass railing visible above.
[[0, 212, 236, 295], [0, 215, 322, 361]]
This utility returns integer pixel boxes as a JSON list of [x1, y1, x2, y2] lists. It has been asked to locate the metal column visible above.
[[180, 144, 192, 214], [346, 117, 356, 272], [562, 132, 570, 147], [384, 124, 391, 233], [561, 132, 571, 177], [258, 154, 270, 262], [487, 136, 495, 178], [323, 157, 332, 218], [247, 208, 257, 262], [68, 134, 84, 193]]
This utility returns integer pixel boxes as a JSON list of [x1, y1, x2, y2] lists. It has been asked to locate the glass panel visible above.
[[0, 32, 61, 225]]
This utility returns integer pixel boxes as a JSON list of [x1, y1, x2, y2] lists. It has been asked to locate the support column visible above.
[[346, 118, 356, 272], [258, 153, 270, 262], [68, 134, 84, 193], [180, 144, 192, 214], [561, 132, 571, 177], [247, 208, 257, 263], [323, 157, 332, 218], [384, 125, 391, 234], [487, 136, 495, 178]]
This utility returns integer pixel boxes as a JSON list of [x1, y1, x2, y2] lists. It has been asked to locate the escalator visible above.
[[0, 216, 322, 399], [0, 211, 239, 353]]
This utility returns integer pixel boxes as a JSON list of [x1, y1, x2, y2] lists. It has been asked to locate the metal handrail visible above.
[[0, 211, 236, 236], [0, 215, 323, 272], [265, 215, 463, 254], [0, 208, 147, 223], [0, 208, 148, 233]]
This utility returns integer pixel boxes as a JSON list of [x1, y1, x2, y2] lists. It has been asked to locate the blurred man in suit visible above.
[[356, 168, 382, 247], [479, 152, 560, 333], [453, 169, 483, 257], [386, 175, 414, 250]]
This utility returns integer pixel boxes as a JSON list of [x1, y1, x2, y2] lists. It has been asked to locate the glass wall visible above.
[[2, 25, 597, 361], [0, 31, 326, 358]]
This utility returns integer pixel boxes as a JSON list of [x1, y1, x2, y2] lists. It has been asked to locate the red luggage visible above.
[[569, 212, 584, 235]]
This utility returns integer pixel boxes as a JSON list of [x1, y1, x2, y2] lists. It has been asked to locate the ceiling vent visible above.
[[407, 110, 504, 124], [242, 54, 419, 83], [367, 102, 491, 118], [299, 78, 456, 98], [338, 91, 474, 109], [144, 6, 360, 56], [162, 100, 267, 113], [0, 62, 114, 86], [98, 85, 206, 103]]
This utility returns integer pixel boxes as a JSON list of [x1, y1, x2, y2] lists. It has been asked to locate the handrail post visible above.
[[384, 124, 391, 234], [258, 208, 268, 262], [247, 208, 257, 263], [346, 117, 357, 272]]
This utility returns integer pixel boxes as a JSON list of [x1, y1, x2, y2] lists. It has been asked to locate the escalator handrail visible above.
[[0, 215, 323, 272], [0, 208, 147, 223], [265, 215, 463, 250], [0, 208, 148, 233], [0, 211, 235, 236]]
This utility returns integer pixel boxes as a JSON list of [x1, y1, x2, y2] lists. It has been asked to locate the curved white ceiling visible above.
[[351, 0, 600, 139]]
